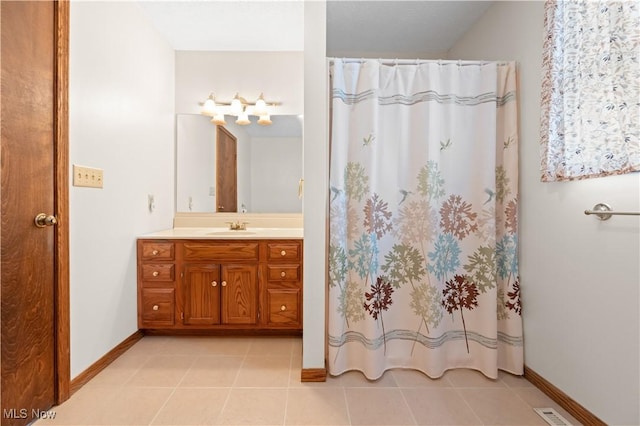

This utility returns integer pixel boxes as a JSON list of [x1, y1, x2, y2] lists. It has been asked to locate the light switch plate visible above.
[[73, 165, 103, 188]]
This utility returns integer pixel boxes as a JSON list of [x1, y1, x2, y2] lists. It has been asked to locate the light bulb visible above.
[[236, 111, 250, 126], [257, 114, 272, 126], [201, 96, 217, 116], [212, 114, 226, 126], [230, 94, 243, 115], [254, 93, 268, 116]]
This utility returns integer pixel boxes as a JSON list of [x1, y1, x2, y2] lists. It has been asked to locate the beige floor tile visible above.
[[234, 355, 291, 387], [402, 388, 482, 425], [152, 388, 230, 425], [179, 355, 244, 387], [444, 368, 506, 388], [122, 336, 171, 356], [162, 336, 253, 356], [126, 355, 195, 387], [87, 387, 173, 425], [513, 387, 584, 425], [34, 385, 117, 425], [84, 354, 148, 387], [499, 370, 536, 388], [247, 336, 297, 357], [340, 370, 398, 387], [218, 388, 287, 425], [459, 388, 548, 425], [391, 369, 452, 388], [285, 388, 350, 425], [345, 388, 416, 425]]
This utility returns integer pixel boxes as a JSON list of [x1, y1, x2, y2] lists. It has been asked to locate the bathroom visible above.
[[2, 1, 637, 425]]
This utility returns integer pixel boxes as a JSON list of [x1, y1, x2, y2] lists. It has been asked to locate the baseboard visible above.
[[523, 365, 606, 426], [301, 368, 327, 382], [69, 330, 144, 395]]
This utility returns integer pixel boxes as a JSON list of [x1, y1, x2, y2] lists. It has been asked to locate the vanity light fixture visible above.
[[199, 92, 279, 126]]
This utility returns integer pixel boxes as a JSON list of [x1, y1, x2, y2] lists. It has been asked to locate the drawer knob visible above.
[[280, 271, 286, 278], [152, 271, 159, 277], [221, 281, 227, 287], [211, 281, 217, 287], [152, 305, 159, 311], [280, 250, 286, 256], [280, 305, 287, 311], [152, 250, 159, 256]]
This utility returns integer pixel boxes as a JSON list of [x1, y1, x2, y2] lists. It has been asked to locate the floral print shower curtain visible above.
[[328, 59, 522, 379]]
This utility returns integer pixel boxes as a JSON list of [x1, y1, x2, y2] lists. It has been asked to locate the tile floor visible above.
[[36, 336, 582, 425]]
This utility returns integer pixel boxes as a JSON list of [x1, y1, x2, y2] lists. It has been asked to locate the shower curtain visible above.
[[328, 59, 522, 379]]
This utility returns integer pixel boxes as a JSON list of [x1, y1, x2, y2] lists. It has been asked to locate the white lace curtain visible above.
[[540, 0, 640, 181]]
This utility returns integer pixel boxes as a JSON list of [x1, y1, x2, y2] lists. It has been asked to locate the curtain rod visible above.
[[329, 57, 510, 67]]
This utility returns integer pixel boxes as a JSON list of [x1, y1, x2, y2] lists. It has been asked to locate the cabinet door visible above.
[[221, 264, 258, 325], [183, 264, 220, 325]]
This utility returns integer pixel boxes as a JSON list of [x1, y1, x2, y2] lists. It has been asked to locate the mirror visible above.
[[176, 114, 303, 214]]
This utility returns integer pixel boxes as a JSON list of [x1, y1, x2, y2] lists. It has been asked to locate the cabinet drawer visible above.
[[267, 265, 300, 282], [140, 241, 174, 261], [141, 264, 175, 281], [183, 242, 259, 261], [140, 288, 174, 327], [266, 243, 300, 262], [267, 289, 300, 326]]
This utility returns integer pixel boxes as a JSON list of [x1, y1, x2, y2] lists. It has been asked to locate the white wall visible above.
[[176, 114, 215, 212], [175, 51, 303, 115], [69, 1, 175, 378], [449, 2, 640, 424], [250, 137, 303, 213], [302, 0, 328, 371]]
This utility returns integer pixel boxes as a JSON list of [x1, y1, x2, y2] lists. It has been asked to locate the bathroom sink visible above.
[[206, 230, 256, 236]]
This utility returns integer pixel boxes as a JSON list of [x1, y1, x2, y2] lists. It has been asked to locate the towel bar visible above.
[[584, 203, 640, 221]]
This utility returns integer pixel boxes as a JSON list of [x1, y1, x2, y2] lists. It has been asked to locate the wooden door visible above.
[[215, 126, 237, 212], [183, 264, 221, 325], [221, 264, 257, 325], [1, 1, 70, 423]]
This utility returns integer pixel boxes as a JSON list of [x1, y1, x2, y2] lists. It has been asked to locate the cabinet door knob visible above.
[[280, 271, 286, 278], [221, 281, 227, 287], [280, 250, 286, 256], [152, 250, 159, 256], [211, 281, 217, 287], [152, 271, 159, 277], [152, 305, 159, 311], [280, 305, 287, 311]]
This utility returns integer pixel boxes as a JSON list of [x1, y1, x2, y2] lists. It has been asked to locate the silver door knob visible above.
[[211, 281, 217, 287], [34, 213, 57, 228], [221, 281, 227, 287]]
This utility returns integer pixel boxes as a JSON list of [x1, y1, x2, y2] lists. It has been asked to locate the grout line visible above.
[[147, 386, 178, 426], [397, 386, 419, 426], [283, 388, 290, 426], [452, 386, 485, 425], [342, 387, 353, 426]]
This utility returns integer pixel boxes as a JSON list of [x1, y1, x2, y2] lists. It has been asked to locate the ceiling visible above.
[[138, 1, 493, 137], [137, 1, 493, 55]]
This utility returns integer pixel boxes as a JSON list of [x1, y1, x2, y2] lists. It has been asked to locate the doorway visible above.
[[215, 126, 238, 212]]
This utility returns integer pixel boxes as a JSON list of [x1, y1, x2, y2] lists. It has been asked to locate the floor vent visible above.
[[534, 408, 573, 426]]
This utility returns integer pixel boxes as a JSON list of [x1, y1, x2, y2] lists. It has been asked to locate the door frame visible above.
[[53, 0, 71, 404]]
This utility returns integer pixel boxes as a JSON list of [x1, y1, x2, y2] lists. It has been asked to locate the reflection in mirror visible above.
[[176, 114, 303, 214]]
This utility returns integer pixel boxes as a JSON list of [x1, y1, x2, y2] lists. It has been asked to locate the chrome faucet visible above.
[[226, 220, 248, 231]]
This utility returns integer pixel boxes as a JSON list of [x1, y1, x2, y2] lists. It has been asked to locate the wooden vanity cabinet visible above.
[[137, 240, 176, 328], [137, 238, 302, 333], [264, 242, 302, 329]]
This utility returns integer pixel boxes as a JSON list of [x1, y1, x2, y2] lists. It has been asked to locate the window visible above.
[[540, 0, 639, 181]]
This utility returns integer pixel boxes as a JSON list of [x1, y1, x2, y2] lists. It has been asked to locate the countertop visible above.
[[139, 227, 303, 240]]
